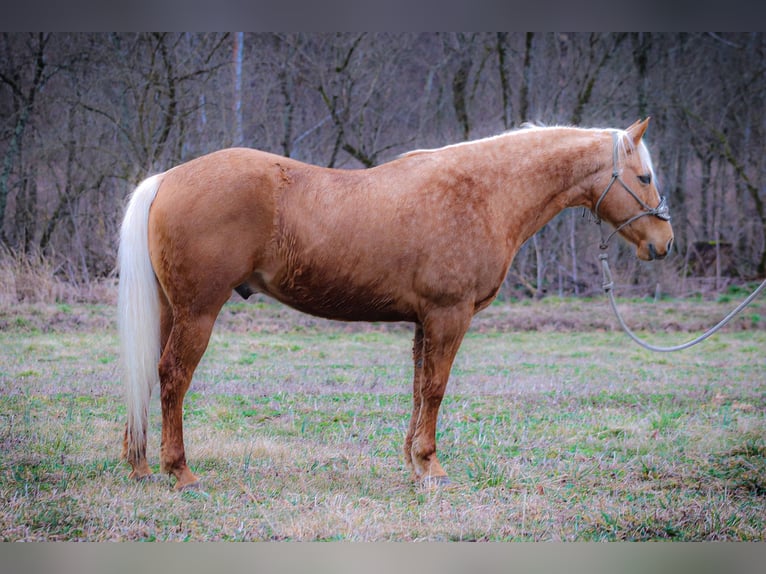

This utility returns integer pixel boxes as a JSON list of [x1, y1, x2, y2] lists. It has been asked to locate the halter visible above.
[[591, 131, 671, 250], [592, 132, 766, 353]]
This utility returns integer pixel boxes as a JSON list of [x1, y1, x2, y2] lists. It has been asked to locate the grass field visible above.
[[0, 296, 764, 541]]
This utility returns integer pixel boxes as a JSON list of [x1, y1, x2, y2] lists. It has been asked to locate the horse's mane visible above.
[[400, 122, 655, 177], [398, 131, 513, 159]]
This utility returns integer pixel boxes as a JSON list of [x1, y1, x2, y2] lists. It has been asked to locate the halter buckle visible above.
[[652, 195, 671, 221]]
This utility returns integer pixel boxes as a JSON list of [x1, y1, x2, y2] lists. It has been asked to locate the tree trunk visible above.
[[0, 33, 48, 246], [631, 32, 651, 119], [232, 32, 244, 146], [452, 56, 471, 140], [533, 233, 545, 299], [570, 33, 626, 125], [495, 33, 512, 129], [518, 32, 533, 124]]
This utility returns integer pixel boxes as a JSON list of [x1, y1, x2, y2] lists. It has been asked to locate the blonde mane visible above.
[[398, 131, 513, 159], [400, 123, 656, 179]]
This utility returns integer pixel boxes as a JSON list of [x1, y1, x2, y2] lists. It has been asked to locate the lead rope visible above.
[[599, 252, 766, 352]]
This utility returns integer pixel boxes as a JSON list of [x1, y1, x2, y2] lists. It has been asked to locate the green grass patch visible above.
[[1, 301, 765, 540]]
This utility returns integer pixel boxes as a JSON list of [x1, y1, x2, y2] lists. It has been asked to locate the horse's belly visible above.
[[280, 292, 411, 322], [243, 270, 415, 323], [271, 286, 413, 322]]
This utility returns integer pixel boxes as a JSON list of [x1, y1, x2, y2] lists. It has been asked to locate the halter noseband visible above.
[[592, 131, 671, 250]]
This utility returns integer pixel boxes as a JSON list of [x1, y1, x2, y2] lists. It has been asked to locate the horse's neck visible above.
[[479, 129, 604, 246]]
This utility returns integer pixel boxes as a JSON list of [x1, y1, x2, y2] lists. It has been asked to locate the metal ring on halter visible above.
[[592, 131, 671, 250]]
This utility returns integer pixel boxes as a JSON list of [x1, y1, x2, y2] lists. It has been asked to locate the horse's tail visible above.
[[118, 173, 164, 463]]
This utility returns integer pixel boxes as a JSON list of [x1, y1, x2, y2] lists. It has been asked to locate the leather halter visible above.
[[592, 131, 671, 250]]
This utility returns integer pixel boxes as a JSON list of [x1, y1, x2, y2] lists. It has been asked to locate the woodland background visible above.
[[1, 32, 765, 303]]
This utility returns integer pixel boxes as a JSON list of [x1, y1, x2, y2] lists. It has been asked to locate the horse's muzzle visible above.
[[648, 237, 673, 261]]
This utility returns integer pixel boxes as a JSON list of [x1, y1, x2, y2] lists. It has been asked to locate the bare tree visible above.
[[2, 33, 766, 291], [0, 33, 52, 247]]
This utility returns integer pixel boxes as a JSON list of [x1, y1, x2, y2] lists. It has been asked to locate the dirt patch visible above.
[[1, 292, 764, 335]]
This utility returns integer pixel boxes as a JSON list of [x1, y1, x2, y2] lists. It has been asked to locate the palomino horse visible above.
[[119, 118, 673, 490]]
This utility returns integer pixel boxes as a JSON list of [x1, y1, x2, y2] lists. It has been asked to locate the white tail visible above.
[[118, 174, 163, 463]]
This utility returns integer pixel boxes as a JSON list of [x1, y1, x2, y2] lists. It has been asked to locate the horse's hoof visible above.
[[421, 475, 453, 489], [129, 470, 154, 481], [174, 479, 201, 492]]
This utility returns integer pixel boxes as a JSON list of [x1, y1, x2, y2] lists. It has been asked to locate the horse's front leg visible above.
[[407, 306, 471, 486]]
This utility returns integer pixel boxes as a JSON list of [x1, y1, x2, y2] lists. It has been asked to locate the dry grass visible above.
[[0, 247, 117, 308], [1, 298, 765, 541]]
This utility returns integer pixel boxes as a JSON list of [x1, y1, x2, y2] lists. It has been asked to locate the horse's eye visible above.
[[638, 174, 652, 185]]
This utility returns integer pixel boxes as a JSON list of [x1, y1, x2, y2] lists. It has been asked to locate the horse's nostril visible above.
[[666, 238, 674, 253]]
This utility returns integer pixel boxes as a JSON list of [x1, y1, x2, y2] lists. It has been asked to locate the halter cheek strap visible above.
[[592, 131, 671, 249]]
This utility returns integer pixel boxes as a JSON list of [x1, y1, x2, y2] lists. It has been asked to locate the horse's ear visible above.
[[627, 117, 650, 145]]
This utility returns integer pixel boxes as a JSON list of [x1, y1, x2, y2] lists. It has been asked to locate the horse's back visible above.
[[146, 146, 508, 322]]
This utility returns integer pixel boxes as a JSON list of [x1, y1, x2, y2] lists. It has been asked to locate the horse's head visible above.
[[591, 118, 674, 261]]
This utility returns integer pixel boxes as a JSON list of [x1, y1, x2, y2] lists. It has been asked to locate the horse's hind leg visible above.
[[122, 425, 152, 480], [158, 307, 220, 490], [121, 288, 175, 482], [404, 323, 425, 477]]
